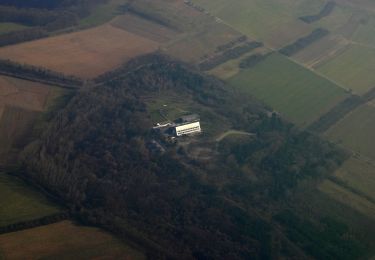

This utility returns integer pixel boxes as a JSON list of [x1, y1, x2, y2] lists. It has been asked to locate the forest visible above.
[[15, 54, 367, 259]]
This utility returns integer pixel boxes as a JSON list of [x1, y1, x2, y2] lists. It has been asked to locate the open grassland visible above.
[[191, 0, 320, 49], [228, 53, 347, 127], [334, 157, 375, 201], [0, 174, 61, 227], [0, 220, 145, 260], [325, 103, 375, 160], [0, 23, 28, 35], [317, 44, 375, 95], [0, 24, 159, 79]]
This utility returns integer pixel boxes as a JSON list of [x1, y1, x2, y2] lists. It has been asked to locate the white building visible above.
[[175, 121, 201, 136]]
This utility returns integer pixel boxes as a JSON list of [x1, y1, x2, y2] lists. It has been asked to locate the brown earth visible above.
[[0, 24, 159, 79]]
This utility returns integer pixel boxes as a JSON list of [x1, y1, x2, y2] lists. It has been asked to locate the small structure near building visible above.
[[175, 121, 201, 136], [152, 114, 202, 138]]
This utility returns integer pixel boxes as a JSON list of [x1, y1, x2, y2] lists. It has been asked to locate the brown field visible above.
[[0, 24, 159, 79], [0, 75, 63, 163], [0, 221, 145, 259], [111, 13, 179, 43], [0, 76, 54, 112]]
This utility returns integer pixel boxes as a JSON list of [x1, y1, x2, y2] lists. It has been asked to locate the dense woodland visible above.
[[16, 54, 368, 259], [0, 0, 108, 45]]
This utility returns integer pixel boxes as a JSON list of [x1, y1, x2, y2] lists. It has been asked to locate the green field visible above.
[[228, 53, 347, 127], [192, 0, 322, 48], [0, 23, 27, 35], [317, 44, 375, 95], [0, 221, 145, 259], [325, 103, 375, 160], [0, 173, 61, 227], [352, 14, 375, 47], [334, 157, 375, 201]]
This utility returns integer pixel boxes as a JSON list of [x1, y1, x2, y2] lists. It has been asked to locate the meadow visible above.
[[317, 44, 375, 95], [0, 220, 145, 259], [228, 53, 347, 127], [0, 173, 61, 227], [325, 103, 375, 160]]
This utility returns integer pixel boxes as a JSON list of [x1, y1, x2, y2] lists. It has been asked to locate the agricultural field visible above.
[[111, 13, 180, 43], [228, 53, 348, 127], [0, 173, 61, 227], [352, 14, 375, 47], [0, 76, 63, 163], [191, 0, 323, 49], [325, 102, 375, 160], [0, 220, 145, 259], [0, 24, 159, 79], [318, 179, 375, 219], [292, 34, 350, 68], [334, 157, 375, 201], [0, 23, 27, 35], [317, 44, 375, 95]]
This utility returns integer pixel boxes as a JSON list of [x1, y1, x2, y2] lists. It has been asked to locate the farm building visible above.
[[175, 121, 201, 136]]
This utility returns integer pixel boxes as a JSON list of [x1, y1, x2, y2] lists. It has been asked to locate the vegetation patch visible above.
[[279, 28, 330, 56], [299, 1, 336, 24]]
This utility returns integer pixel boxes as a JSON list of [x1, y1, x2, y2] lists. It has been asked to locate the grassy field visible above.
[[352, 14, 375, 47], [0, 23, 28, 35], [325, 103, 375, 160], [0, 24, 159, 79], [228, 53, 347, 127], [317, 44, 375, 95], [191, 0, 319, 48], [0, 220, 145, 259], [0, 173, 61, 227]]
